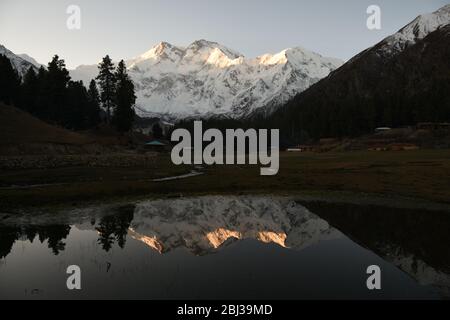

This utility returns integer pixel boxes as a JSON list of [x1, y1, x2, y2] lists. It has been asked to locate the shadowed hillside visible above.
[[265, 24, 450, 142], [0, 103, 93, 145], [0, 103, 135, 155]]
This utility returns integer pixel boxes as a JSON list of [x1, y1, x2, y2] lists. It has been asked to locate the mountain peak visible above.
[[398, 4, 449, 40], [153, 41, 173, 52], [133, 41, 184, 65], [379, 4, 449, 56], [255, 47, 343, 71], [187, 39, 243, 59]]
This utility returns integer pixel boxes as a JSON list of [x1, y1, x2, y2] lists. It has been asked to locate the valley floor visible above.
[[1, 149, 450, 210]]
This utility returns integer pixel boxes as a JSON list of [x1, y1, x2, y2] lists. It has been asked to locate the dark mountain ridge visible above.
[[263, 24, 450, 142]]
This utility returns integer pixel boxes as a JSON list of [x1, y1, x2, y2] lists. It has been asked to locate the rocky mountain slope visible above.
[[0, 45, 39, 77], [268, 4, 450, 141]]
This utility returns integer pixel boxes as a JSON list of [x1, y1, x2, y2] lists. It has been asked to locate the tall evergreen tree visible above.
[[65, 80, 90, 129], [112, 60, 136, 132], [1, 54, 108, 132], [45, 55, 70, 123], [20, 67, 39, 113], [34, 66, 49, 120], [87, 79, 101, 128], [0, 54, 20, 106], [96, 55, 116, 123]]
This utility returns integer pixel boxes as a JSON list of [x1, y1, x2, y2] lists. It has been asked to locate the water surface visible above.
[[0, 196, 449, 299]]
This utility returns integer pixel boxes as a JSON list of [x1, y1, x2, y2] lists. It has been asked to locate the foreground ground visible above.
[[1, 149, 450, 210]]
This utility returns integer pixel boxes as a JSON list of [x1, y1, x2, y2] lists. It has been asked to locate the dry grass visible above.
[[1, 149, 450, 209], [0, 103, 93, 146]]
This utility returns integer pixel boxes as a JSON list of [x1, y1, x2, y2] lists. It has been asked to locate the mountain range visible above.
[[1, 4, 449, 123], [127, 196, 341, 255], [70, 40, 342, 119]]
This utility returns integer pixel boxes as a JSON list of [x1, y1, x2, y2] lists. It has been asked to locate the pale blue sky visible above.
[[0, 0, 447, 68]]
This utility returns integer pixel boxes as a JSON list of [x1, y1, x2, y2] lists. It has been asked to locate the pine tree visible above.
[[0, 54, 20, 106], [87, 79, 101, 128], [112, 60, 136, 132], [20, 67, 39, 113], [65, 80, 89, 129], [34, 66, 49, 120], [46, 55, 70, 124], [96, 55, 116, 123]]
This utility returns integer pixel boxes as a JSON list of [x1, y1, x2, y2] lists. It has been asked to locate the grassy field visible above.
[[1, 149, 450, 209]]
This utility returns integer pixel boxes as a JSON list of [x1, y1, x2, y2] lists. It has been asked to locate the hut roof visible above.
[[145, 140, 167, 146]]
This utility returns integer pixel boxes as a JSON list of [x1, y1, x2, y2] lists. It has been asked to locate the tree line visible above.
[[0, 53, 136, 132]]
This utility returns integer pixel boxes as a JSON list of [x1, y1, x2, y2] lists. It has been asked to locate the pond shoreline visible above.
[[2, 190, 450, 216], [1, 150, 450, 212]]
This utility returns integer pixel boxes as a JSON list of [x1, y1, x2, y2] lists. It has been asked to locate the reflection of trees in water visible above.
[[0, 224, 71, 258], [0, 205, 135, 259], [37, 225, 71, 255], [96, 205, 135, 252], [0, 226, 21, 259], [303, 201, 450, 274]]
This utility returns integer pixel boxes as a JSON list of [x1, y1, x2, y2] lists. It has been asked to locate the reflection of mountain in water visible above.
[[2, 196, 450, 297], [304, 201, 450, 298], [0, 197, 340, 258], [128, 196, 341, 255]]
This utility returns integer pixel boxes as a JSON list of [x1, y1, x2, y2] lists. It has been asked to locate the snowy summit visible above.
[[70, 40, 343, 120]]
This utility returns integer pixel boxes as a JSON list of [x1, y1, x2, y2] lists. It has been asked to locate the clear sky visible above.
[[0, 0, 448, 68]]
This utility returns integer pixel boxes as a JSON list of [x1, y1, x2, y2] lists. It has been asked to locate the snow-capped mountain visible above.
[[382, 4, 450, 55], [17, 53, 42, 68], [71, 40, 342, 119], [0, 45, 39, 77], [270, 4, 450, 140], [352, 4, 450, 62]]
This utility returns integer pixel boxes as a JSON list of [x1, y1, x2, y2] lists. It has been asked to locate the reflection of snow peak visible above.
[[205, 228, 288, 249], [206, 228, 241, 249], [128, 196, 341, 255], [257, 231, 288, 248], [129, 228, 164, 253]]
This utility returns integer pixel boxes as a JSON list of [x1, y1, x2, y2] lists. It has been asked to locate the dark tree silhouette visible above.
[[65, 80, 90, 129], [0, 54, 20, 106], [96, 55, 116, 123], [96, 205, 135, 252], [1, 54, 105, 131], [87, 79, 101, 127], [45, 55, 70, 123], [36, 225, 71, 255], [112, 60, 136, 132], [0, 226, 21, 259], [20, 67, 39, 114]]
